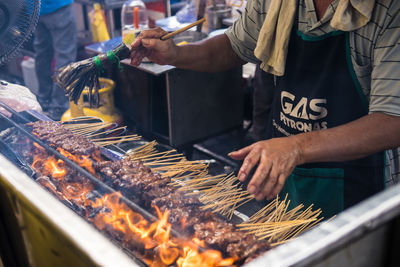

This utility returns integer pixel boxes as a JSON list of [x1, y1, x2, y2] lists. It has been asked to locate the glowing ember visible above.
[[57, 147, 96, 174], [29, 142, 236, 266], [176, 245, 235, 267], [59, 182, 94, 206], [32, 155, 66, 180], [91, 192, 236, 266]]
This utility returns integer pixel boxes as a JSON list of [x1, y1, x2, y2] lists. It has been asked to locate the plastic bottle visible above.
[[121, 0, 148, 45], [21, 56, 39, 96]]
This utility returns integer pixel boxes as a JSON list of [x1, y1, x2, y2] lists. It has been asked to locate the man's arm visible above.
[[130, 28, 245, 72], [229, 113, 400, 201]]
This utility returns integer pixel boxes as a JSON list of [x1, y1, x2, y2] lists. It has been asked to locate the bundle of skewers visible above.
[[62, 118, 140, 146]]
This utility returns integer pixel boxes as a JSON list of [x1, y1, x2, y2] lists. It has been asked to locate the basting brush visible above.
[[54, 44, 130, 107], [54, 18, 206, 107]]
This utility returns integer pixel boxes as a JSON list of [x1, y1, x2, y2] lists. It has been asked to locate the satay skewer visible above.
[[160, 18, 206, 40]]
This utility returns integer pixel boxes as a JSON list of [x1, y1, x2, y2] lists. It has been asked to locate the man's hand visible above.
[[130, 27, 179, 66], [131, 32, 244, 72], [228, 113, 400, 201], [229, 137, 304, 201]]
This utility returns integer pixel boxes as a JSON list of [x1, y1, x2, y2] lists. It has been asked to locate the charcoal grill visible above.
[[0, 102, 265, 266], [1, 102, 400, 267]]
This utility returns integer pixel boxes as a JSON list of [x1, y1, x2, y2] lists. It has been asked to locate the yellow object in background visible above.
[[89, 3, 110, 42], [61, 78, 123, 125], [177, 41, 188, 46], [122, 29, 140, 45]]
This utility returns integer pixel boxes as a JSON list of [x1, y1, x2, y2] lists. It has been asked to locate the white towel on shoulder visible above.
[[254, 0, 375, 76]]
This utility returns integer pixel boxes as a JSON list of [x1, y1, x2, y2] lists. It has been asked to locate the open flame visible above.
[[32, 142, 96, 176], [57, 147, 96, 174], [92, 192, 235, 266], [29, 144, 236, 266]]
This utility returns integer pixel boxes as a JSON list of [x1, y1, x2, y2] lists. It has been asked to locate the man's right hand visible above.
[[130, 30, 244, 72], [130, 27, 179, 66]]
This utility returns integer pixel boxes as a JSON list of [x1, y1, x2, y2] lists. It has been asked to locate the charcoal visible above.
[[85, 190, 102, 201]]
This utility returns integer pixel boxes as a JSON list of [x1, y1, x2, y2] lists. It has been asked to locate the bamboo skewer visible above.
[[95, 139, 141, 147], [64, 122, 113, 130], [86, 126, 127, 137], [129, 150, 180, 161], [236, 194, 323, 245], [64, 122, 116, 136], [127, 141, 158, 158], [61, 120, 142, 146], [59, 117, 102, 122], [160, 18, 206, 40], [91, 134, 140, 141]]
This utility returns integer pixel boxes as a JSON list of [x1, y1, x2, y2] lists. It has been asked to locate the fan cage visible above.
[[0, 0, 40, 66]]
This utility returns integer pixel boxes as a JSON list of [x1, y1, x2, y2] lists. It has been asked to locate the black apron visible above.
[[266, 27, 385, 218]]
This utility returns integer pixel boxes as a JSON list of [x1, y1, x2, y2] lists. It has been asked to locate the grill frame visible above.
[[0, 154, 140, 266], [243, 183, 400, 267]]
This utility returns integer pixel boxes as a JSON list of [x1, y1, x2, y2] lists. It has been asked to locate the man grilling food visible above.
[[129, 0, 400, 218]]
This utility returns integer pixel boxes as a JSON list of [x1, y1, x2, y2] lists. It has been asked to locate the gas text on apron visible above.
[[266, 27, 384, 218]]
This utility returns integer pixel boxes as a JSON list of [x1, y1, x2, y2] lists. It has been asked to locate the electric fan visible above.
[[0, 0, 40, 65]]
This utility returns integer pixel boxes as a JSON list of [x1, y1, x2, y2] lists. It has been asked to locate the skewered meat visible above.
[[94, 158, 171, 192], [27, 121, 98, 155], [96, 157, 271, 261], [194, 221, 270, 259], [26, 120, 271, 263]]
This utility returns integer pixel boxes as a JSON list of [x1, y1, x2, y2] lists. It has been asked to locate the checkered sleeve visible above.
[[369, 3, 400, 116], [225, 0, 268, 64]]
